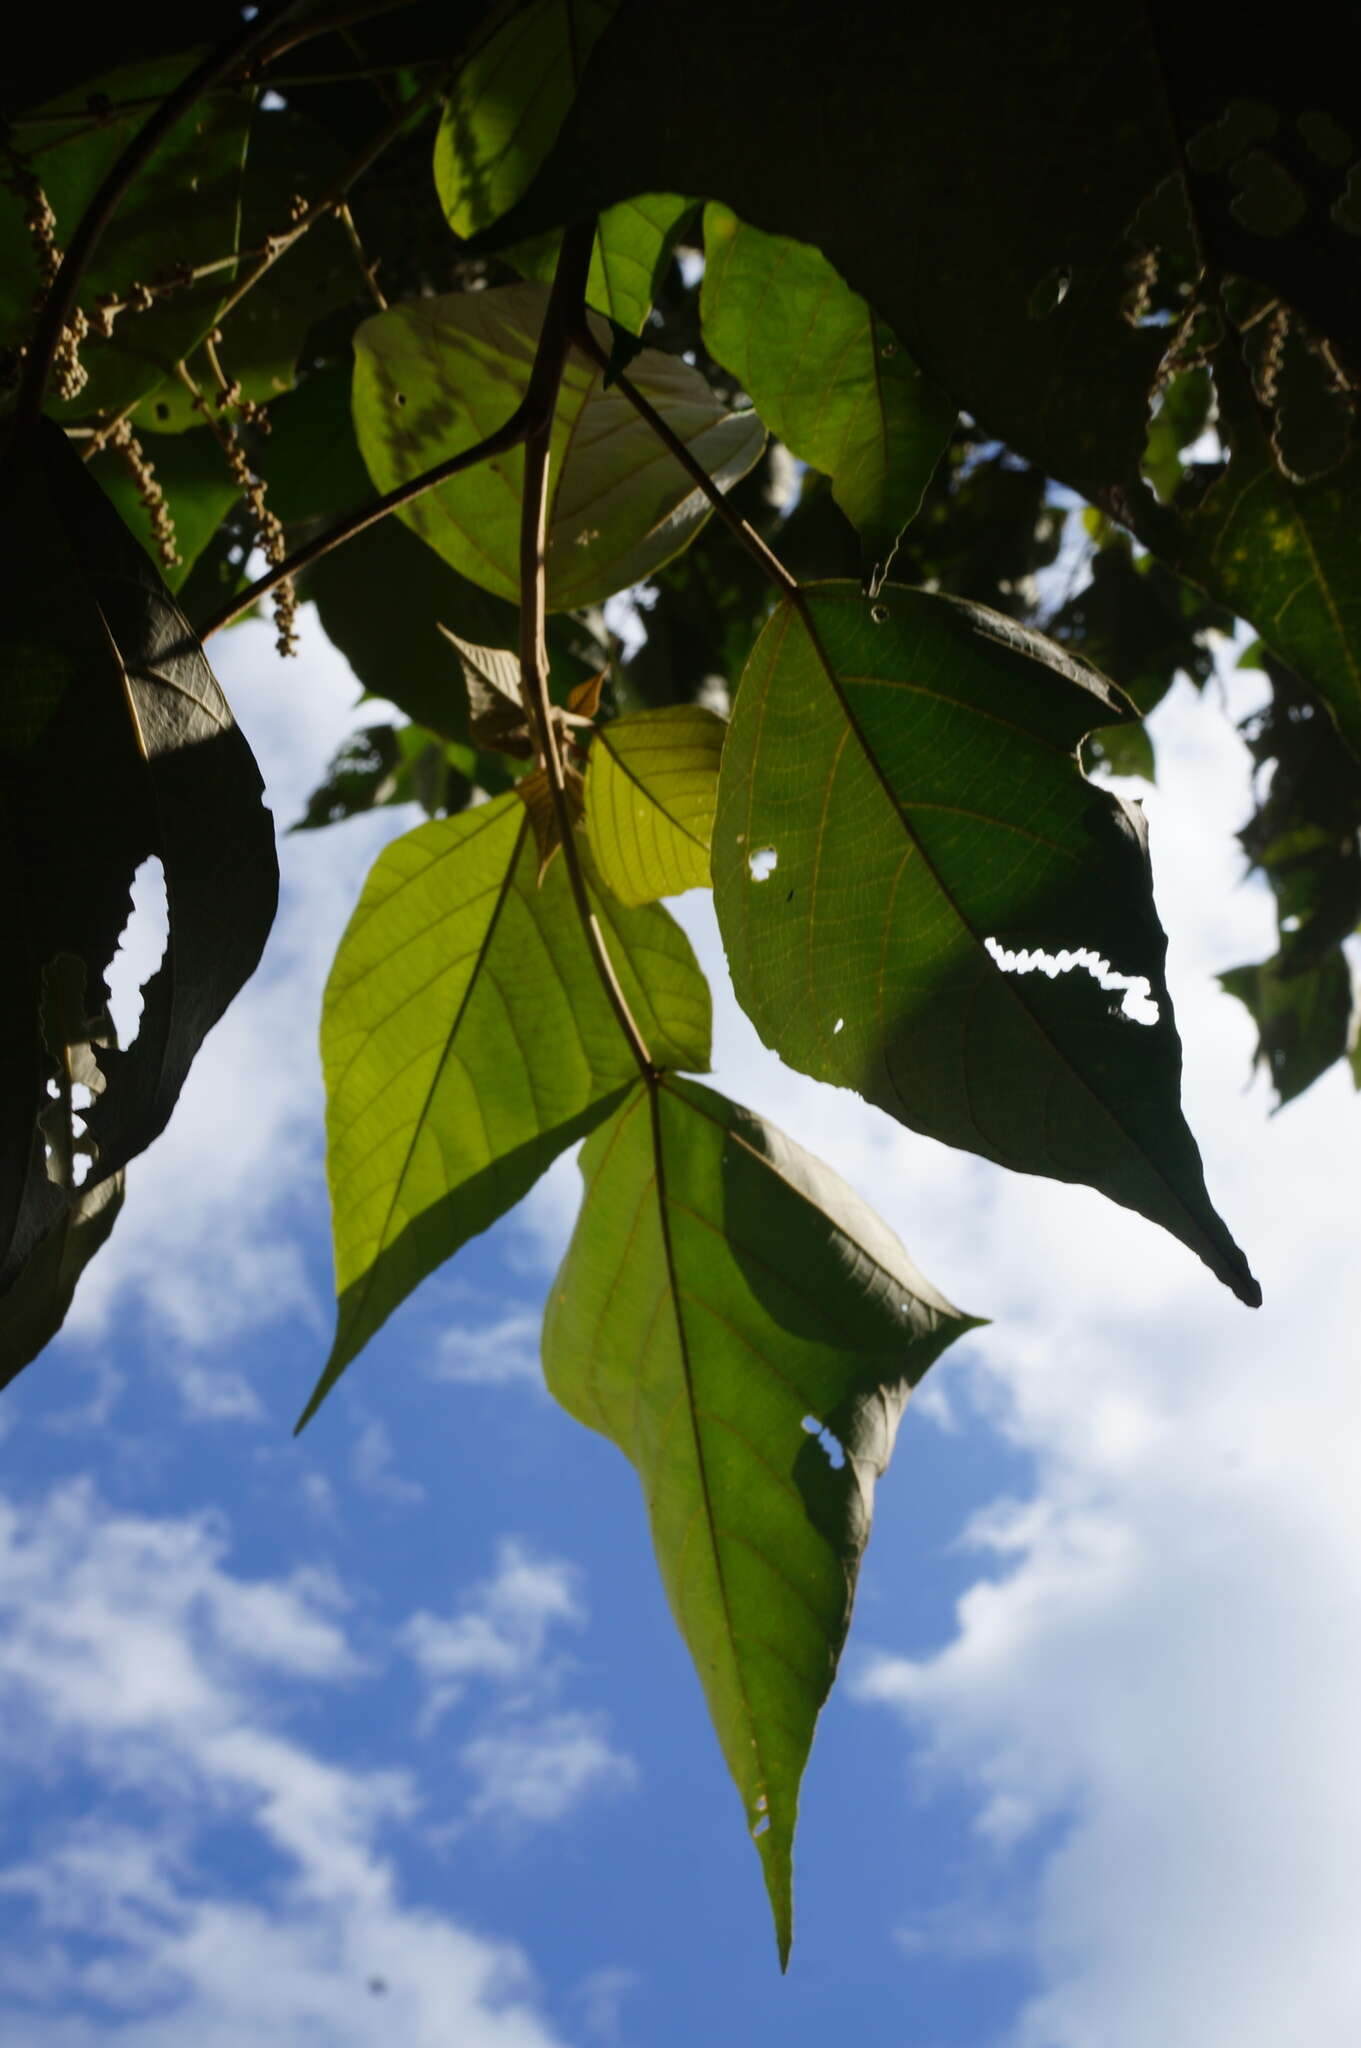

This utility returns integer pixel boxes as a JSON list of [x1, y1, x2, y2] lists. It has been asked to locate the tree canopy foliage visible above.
[[2, 0, 1359, 1963]]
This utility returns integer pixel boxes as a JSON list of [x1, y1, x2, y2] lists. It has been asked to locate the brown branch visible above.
[[3, 0, 314, 459], [197, 400, 532, 639], [572, 322, 799, 601], [520, 226, 657, 1083]]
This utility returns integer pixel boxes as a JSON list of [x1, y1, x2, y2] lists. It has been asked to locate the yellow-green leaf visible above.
[[585, 705, 724, 904]]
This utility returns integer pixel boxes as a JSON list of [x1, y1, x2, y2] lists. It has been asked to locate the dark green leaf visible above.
[[89, 425, 239, 590], [0, 58, 251, 420], [307, 796, 711, 1418], [700, 203, 956, 586], [133, 107, 356, 431], [544, 1074, 980, 1962], [351, 283, 765, 610], [1220, 951, 1354, 1107], [712, 583, 1258, 1306], [0, 1171, 125, 1394], [585, 705, 725, 903], [0, 421, 278, 1365]]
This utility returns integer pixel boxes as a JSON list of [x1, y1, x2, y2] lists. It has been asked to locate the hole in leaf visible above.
[[801, 1415, 846, 1468], [394, 391, 407, 406], [869, 602, 890, 624], [985, 936, 1161, 1025], [1027, 265, 1071, 317], [105, 856, 169, 1049], [154, 401, 170, 420], [752, 1816, 771, 1837], [833, 1017, 845, 1034], [748, 847, 778, 881]]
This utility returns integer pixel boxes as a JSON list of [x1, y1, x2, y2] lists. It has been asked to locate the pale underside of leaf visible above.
[[310, 795, 711, 1420], [585, 705, 725, 904], [351, 284, 766, 610], [712, 584, 1259, 1306], [543, 1074, 979, 1962]]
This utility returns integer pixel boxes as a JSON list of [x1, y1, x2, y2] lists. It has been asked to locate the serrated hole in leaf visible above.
[[748, 846, 778, 881], [105, 856, 169, 1050], [985, 935, 1160, 1025]]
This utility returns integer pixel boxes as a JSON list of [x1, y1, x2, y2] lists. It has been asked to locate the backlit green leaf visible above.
[[712, 584, 1259, 1306], [585, 705, 724, 903], [433, 0, 617, 239], [509, 194, 694, 335], [308, 795, 711, 1420], [351, 283, 765, 610], [701, 204, 956, 586], [544, 1075, 979, 1963]]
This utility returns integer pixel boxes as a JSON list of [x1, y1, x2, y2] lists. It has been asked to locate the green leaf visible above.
[[433, 0, 618, 239], [307, 795, 711, 1419], [544, 1074, 979, 1962], [88, 425, 240, 591], [0, 58, 251, 420], [585, 705, 725, 903], [712, 583, 1259, 1306], [700, 204, 956, 587], [1219, 952, 1355, 1108], [509, 194, 694, 336], [0, 421, 278, 1365], [351, 283, 766, 610]]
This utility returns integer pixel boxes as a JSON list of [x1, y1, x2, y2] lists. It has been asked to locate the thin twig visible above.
[[3, 0, 313, 459], [197, 402, 532, 639], [572, 322, 799, 600], [520, 227, 657, 1083]]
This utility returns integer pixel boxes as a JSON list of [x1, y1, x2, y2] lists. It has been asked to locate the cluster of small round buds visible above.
[[53, 307, 89, 401], [128, 280, 154, 314], [288, 192, 309, 224], [191, 393, 296, 654], [1255, 304, 1290, 408], [1123, 246, 1158, 328], [92, 291, 121, 340], [109, 418, 180, 571]]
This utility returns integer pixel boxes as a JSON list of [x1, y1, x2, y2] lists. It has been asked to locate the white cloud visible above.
[[400, 1543, 636, 1829], [459, 1712, 638, 1828], [350, 1415, 425, 1507], [0, 1482, 571, 2048], [834, 675, 1361, 2043], [400, 1539, 586, 1722], [433, 1310, 545, 1388], [569, 1966, 641, 2040]]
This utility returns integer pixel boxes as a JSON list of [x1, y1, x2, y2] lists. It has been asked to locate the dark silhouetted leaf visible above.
[[545, 1074, 979, 1961], [1220, 951, 1354, 1107], [0, 421, 278, 1370]]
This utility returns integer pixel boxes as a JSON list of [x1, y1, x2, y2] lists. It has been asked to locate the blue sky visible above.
[[3, 600, 1360, 2046]]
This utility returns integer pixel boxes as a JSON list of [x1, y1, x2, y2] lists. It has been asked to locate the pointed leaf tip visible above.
[[544, 1076, 977, 1958]]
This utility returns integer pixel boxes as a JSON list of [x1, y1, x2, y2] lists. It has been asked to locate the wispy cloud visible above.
[[460, 1712, 637, 1828], [350, 1415, 425, 1507], [432, 1310, 545, 1388], [0, 1481, 570, 2048]]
